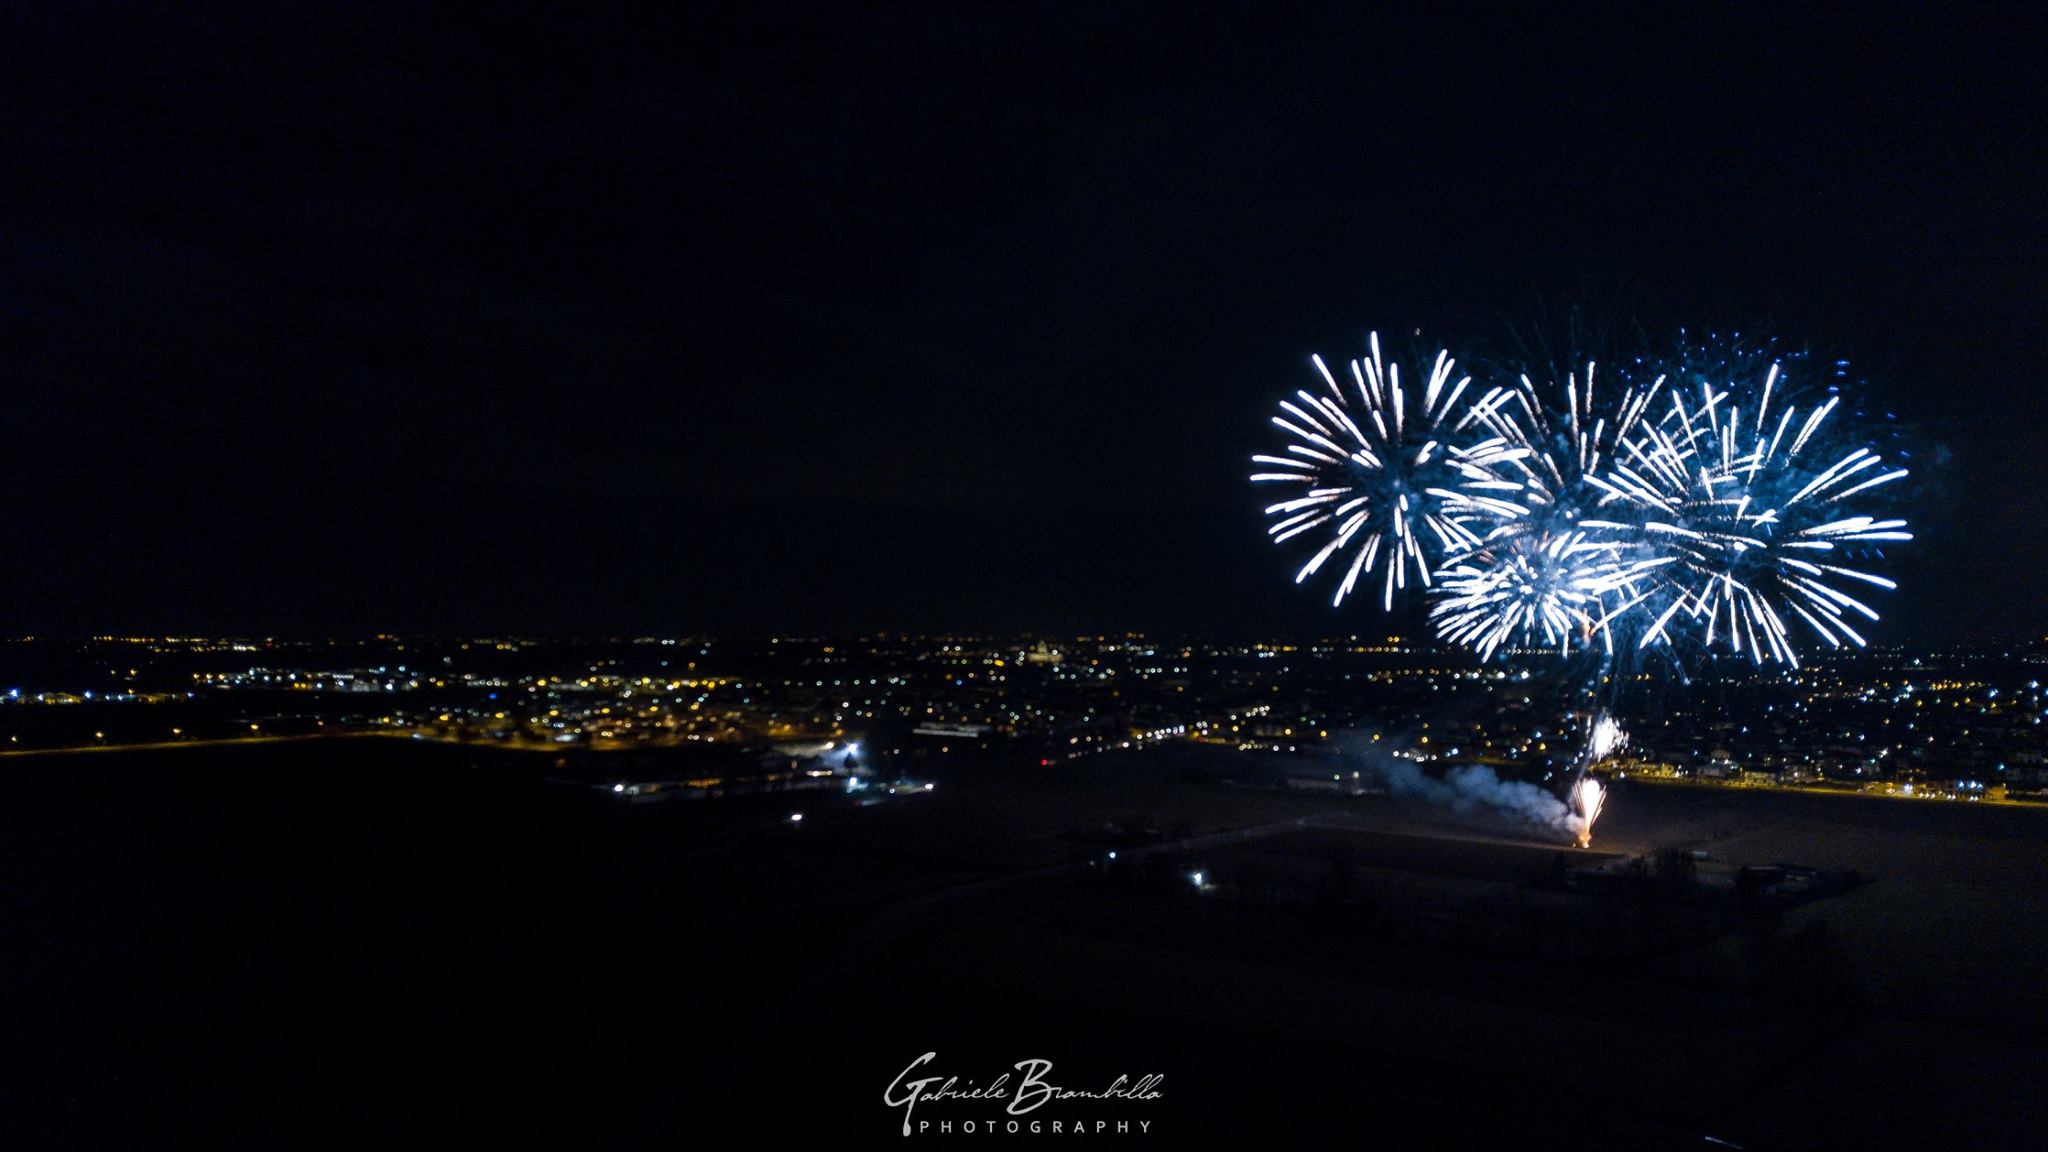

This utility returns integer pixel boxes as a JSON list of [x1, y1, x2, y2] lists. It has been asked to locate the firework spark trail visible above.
[[1563, 712, 1624, 846], [1415, 338, 1911, 668], [1252, 333, 1525, 611], [1446, 343, 1908, 842], [1570, 775, 1607, 849], [1607, 354, 1912, 667], [1254, 329, 1913, 847], [1430, 534, 1668, 660], [1429, 362, 1677, 659]]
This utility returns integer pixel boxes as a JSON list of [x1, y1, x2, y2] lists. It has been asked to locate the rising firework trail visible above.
[[1571, 775, 1607, 849], [1566, 712, 1624, 846]]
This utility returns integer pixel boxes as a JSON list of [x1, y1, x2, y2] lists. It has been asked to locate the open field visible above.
[[2, 740, 2043, 1148]]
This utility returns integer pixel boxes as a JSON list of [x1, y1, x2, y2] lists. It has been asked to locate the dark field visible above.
[[3, 741, 2045, 1149]]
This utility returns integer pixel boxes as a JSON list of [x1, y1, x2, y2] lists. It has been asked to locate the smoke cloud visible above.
[[1339, 733, 1588, 840]]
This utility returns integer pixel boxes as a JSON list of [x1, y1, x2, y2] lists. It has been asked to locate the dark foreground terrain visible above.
[[3, 740, 2045, 1149]]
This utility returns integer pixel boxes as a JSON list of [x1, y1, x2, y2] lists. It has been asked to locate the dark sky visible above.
[[2, 4, 2042, 639]]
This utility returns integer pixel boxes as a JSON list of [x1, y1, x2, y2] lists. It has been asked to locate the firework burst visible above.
[[1591, 348, 1912, 665], [1251, 332, 1523, 610], [1252, 325, 1914, 848], [1430, 531, 1666, 660], [1429, 363, 1673, 658]]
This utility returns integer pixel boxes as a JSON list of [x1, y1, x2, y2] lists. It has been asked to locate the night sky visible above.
[[3, 5, 2042, 639]]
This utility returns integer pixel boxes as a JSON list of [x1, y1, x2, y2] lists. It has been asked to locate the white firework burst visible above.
[[1430, 362, 1672, 657], [1431, 529, 1669, 659], [1251, 332, 1522, 610], [1592, 360, 1912, 665]]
